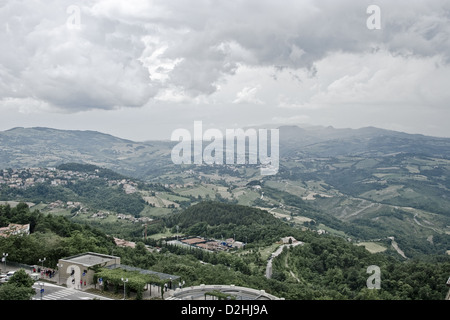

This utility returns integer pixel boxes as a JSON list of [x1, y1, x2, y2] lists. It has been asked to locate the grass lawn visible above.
[[259, 243, 282, 261], [148, 227, 180, 240], [355, 242, 387, 253], [140, 206, 172, 218]]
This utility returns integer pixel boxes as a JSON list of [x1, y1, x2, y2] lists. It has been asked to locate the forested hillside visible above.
[[1, 202, 449, 299], [1, 125, 450, 260], [0, 164, 147, 216], [165, 201, 299, 246], [0, 203, 114, 267]]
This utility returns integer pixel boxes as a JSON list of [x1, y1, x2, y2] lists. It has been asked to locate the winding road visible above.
[[265, 241, 303, 279]]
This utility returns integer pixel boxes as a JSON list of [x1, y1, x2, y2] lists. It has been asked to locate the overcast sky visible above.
[[0, 0, 449, 141]]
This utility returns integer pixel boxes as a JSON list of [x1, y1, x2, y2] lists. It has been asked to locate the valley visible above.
[[1, 125, 449, 257], [1, 125, 450, 300]]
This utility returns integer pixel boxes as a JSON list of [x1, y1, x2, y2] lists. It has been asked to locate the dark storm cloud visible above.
[[0, 0, 449, 112]]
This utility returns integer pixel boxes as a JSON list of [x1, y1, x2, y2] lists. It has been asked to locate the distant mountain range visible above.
[[1, 125, 449, 256], [278, 125, 450, 158], [0, 126, 173, 178], [1, 125, 449, 174]]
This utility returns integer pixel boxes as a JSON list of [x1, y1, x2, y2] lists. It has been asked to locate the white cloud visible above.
[[233, 86, 263, 105], [307, 50, 450, 110], [0, 0, 154, 112], [1, 0, 450, 139]]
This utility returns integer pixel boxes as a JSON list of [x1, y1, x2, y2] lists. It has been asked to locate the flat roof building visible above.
[[58, 252, 120, 289], [57, 252, 181, 292]]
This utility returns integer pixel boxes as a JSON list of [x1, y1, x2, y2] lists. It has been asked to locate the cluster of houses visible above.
[[116, 213, 153, 224], [0, 167, 139, 194], [48, 200, 84, 209], [107, 179, 138, 194], [0, 167, 97, 188], [1, 167, 146, 219], [168, 236, 245, 252], [0, 223, 30, 238], [47, 200, 89, 215], [47, 201, 153, 224]]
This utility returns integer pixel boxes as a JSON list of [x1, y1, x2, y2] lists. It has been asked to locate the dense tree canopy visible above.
[[0, 204, 114, 267], [165, 201, 298, 245], [1, 203, 449, 300], [0, 269, 36, 300]]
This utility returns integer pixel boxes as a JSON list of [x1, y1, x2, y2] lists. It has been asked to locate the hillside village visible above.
[[0, 167, 138, 194], [0, 167, 153, 225]]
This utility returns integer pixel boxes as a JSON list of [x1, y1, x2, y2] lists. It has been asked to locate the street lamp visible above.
[[121, 278, 128, 300], [39, 282, 45, 300], [2, 253, 8, 271], [57, 263, 63, 284], [39, 257, 46, 269]]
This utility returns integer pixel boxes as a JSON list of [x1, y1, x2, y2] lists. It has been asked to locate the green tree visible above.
[[0, 269, 36, 300], [7, 269, 35, 288]]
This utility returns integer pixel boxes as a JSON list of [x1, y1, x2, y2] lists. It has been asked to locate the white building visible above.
[[0, 224, 30, 238]]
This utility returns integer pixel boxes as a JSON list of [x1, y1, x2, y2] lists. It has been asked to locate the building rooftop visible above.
[[107, 264, 180, 281], [0, 223, 30, 238], [181, 237, 205, 245], [60, 252, 120, 267]]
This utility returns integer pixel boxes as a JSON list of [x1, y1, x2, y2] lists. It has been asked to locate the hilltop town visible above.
[[0, 167, 138, 194], [0, 166, 152, 226]]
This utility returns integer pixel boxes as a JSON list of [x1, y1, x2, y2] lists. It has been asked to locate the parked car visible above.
[[30, 273, 40, 281], [5, 270, 16, 281]]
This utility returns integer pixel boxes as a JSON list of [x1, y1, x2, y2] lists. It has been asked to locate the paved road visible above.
[[265, 241, 303, 279], [32, 282, 112, 300]]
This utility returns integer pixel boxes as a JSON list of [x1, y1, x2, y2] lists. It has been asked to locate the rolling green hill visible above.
[[0, 127, 174, 179], [1, 202, 449, 300], [166, 201, 297, 245], [1, 125, 450, 257]]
